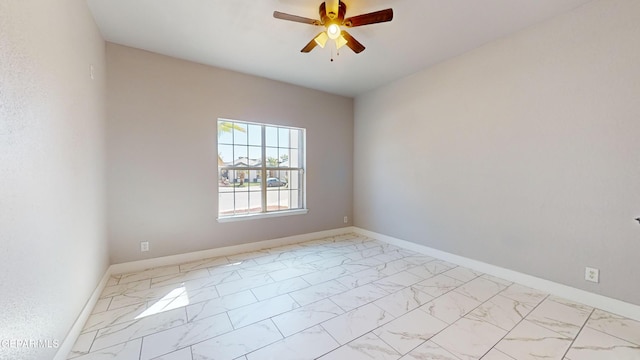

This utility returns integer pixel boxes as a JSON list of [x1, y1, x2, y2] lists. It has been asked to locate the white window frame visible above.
[[217, 119, 307, 222]]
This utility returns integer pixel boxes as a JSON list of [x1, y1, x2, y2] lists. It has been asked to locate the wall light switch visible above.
[[140, 241, 149, 252]]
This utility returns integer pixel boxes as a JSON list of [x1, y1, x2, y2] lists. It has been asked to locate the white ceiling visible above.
[[87, 0, 593, 97]]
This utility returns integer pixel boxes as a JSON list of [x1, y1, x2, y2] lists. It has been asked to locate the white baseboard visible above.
[[54, 267, 113, 360], [353, 227, 640, 322], [110, 227, 355, 275]]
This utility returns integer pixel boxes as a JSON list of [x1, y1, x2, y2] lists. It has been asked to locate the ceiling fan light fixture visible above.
[[335, 34, 347, 50], [314, 32, 329, 48], [327, 23, 341, 40], [274, 1, 394, 55]]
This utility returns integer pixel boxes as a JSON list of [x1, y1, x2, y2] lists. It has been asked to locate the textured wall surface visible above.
[[106, 44, 353, 264], [0, 0, 108, 359], [354, 0, 640, 305]]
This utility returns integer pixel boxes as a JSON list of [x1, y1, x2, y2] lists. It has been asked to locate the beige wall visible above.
[[106, 44, 353, 264], [0, 0, 108, 359], [354, 0, 640, 305]]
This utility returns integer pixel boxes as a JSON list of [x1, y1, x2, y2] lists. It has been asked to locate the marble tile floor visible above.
[[68, 233, 640, 360]]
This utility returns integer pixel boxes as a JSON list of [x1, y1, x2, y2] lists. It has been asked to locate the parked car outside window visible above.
[[267, 178, 287, 187]]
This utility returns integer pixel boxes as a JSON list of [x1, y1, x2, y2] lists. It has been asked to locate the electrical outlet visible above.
[[140, 241, 149, 252], [585, 267, 599, 283], [344, 216, 348, 224]]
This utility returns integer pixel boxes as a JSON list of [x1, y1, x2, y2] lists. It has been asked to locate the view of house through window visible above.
[[218, 119, 305, 218]]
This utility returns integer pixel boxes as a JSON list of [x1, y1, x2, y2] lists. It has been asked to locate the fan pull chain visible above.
[[330, 48, 340, 62]]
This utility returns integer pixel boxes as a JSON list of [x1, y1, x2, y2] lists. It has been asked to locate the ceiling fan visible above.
[[273, 0, 393, 54]]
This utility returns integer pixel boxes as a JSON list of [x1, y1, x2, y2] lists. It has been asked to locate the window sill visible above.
[[217, 209, 309, 223]]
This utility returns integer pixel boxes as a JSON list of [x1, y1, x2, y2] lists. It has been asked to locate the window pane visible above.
[[279, 148, 290, 167], [249, 192, 262, 213], [269, 169, 282, 183], [234, 123, 248, 145], [240, 170, 250, 186], [219, 193, 234, 216], [218, 144, 233, 164], [290, 129, 300, 149], [248, 124, 262, 146], [248, 146, 262, 165], [266, 189, 279, 212], [249, 170, 261, 190], [266, 147, 279, 167], [266, 126, 278, 147], [290, 149, 299, 168], [218, 121, 234, 144], [290, 189, 300, 210], [231, 169, 249, 186], [288, 170, 300, 190], [234, 192, 249, 214], [278, 127, 290, 148], [279, 170, 291, 188], [278, 189, 290, 210], [234, 145, 248, 164], [219, 169, 233, 191]]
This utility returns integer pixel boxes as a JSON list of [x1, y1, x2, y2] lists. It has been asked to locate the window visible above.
[[217, 119, 306, 220]]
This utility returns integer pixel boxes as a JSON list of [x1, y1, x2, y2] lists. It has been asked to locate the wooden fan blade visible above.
[[341, 30, 365, 54], [344, 8, 393, 27], [301, 35, 321, 53], [273, 11, 321, 25]]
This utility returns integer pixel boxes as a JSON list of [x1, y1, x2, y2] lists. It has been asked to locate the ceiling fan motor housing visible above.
[[320, 1, 346, 24]]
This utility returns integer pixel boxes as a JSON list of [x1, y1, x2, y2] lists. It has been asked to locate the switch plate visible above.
[[344, 216, 348, 224], [585, 267, 599, 283], [140, 241, 149, 252]]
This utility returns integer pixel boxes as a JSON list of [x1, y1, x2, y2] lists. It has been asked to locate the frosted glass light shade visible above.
[[314, 32, 329, 48]]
